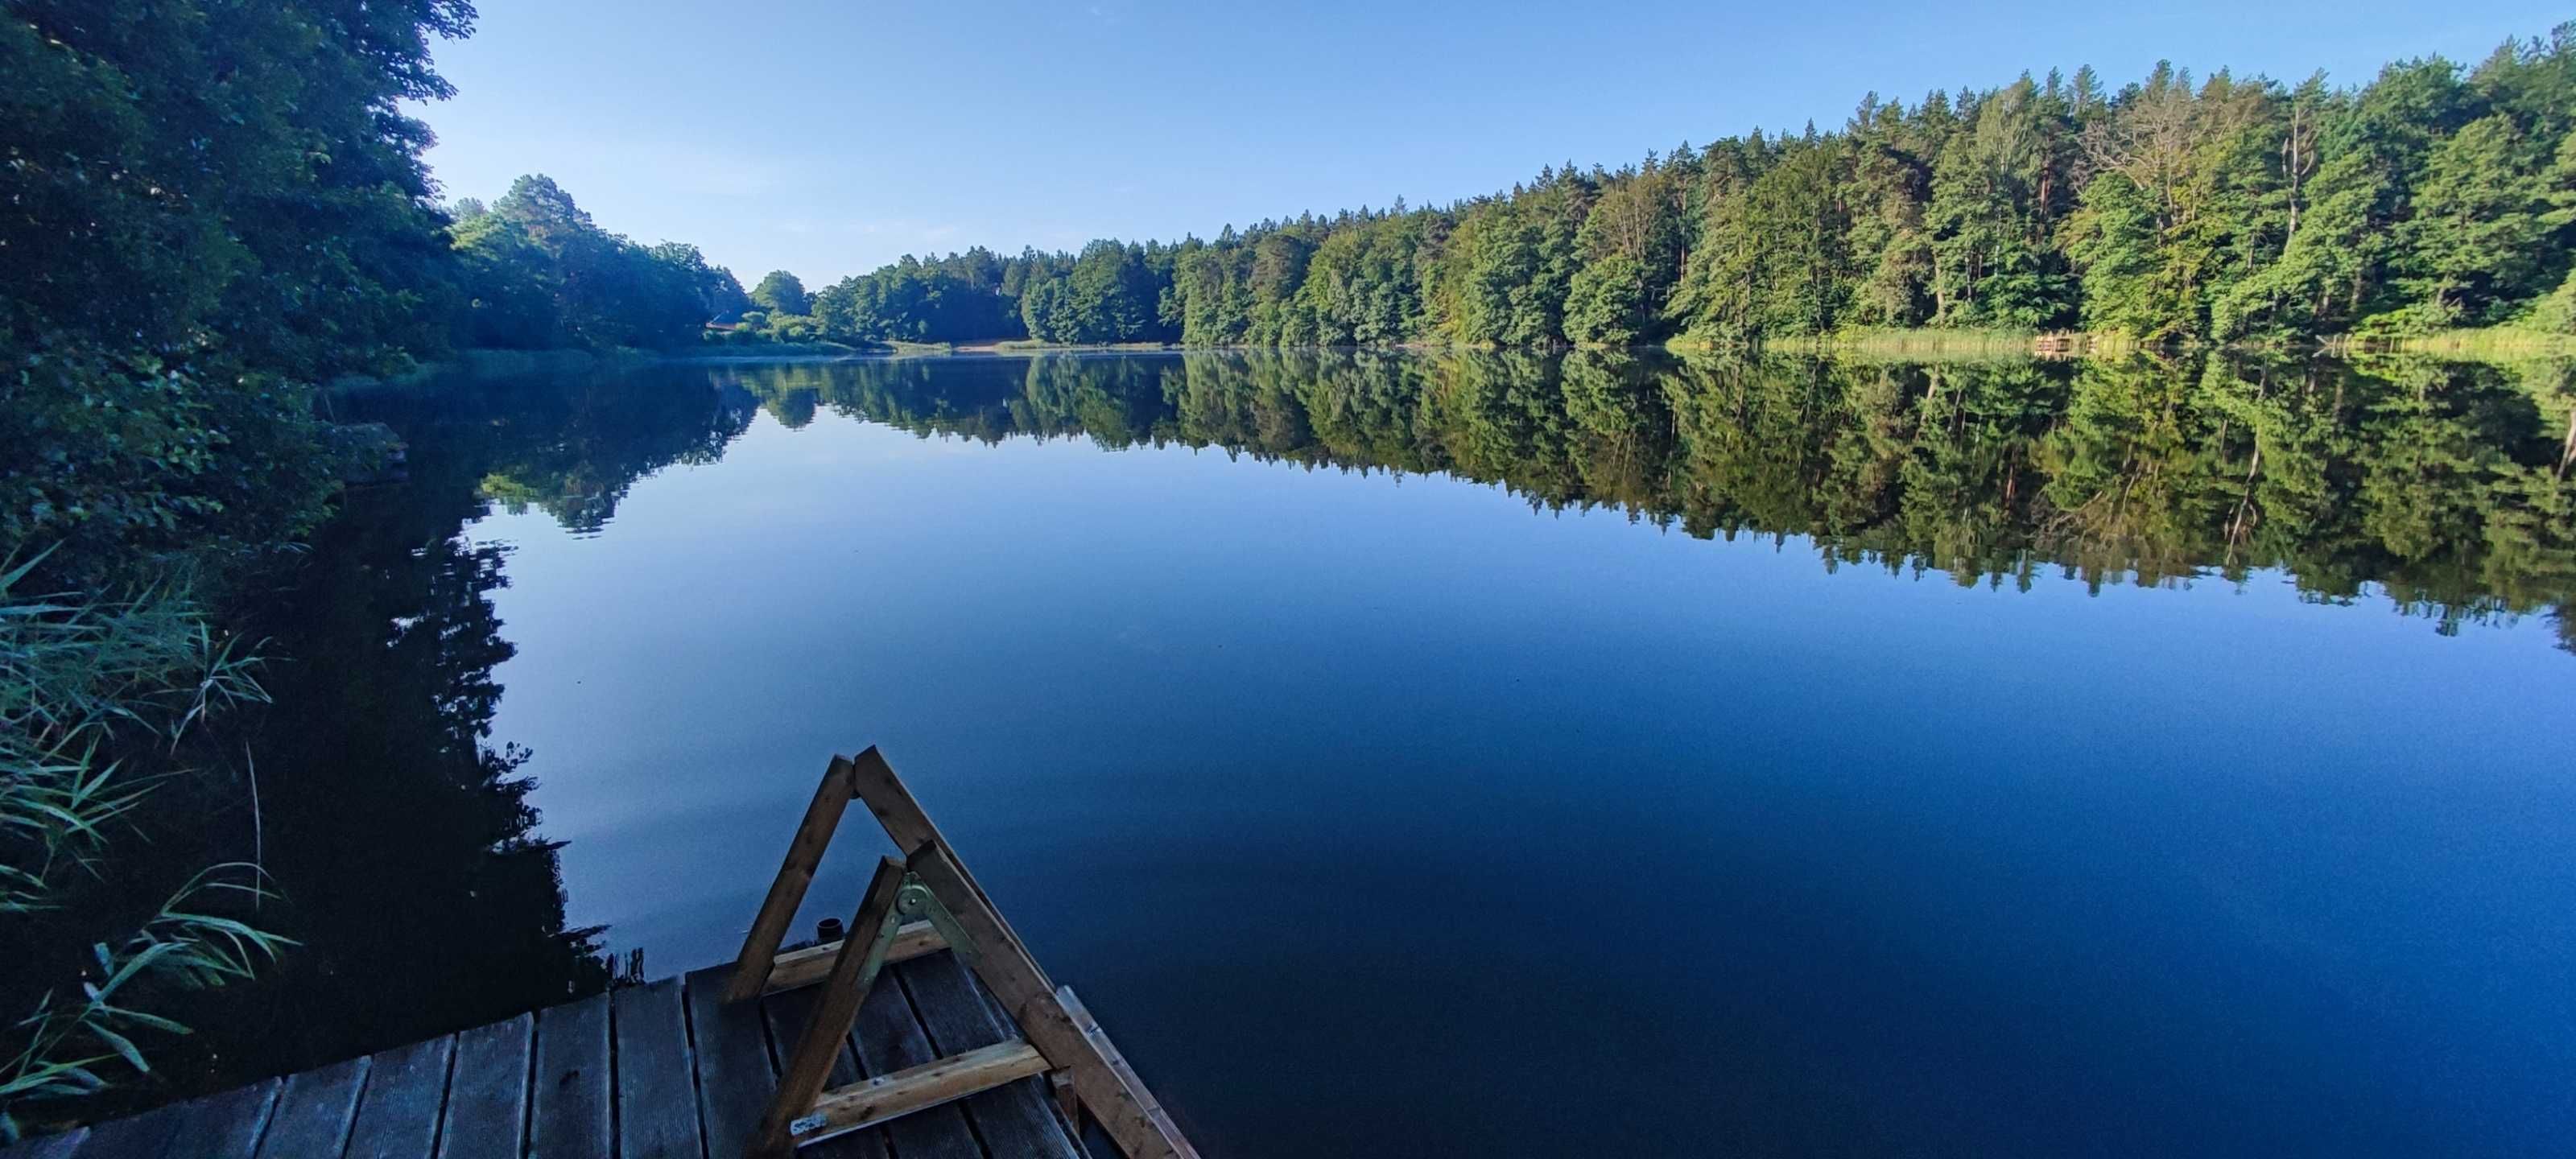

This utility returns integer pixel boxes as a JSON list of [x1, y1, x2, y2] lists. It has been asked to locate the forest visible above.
[[6, 27, 745, 586], [785, 27, 2576, 352]]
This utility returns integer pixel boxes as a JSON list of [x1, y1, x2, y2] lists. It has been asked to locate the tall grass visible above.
[[0, 550, 291, 1139]]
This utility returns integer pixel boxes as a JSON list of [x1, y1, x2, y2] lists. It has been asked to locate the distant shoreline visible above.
[[330, 326, 2576, 390]]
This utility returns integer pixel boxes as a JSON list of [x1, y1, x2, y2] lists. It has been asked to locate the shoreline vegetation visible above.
[[2350, 325, 2576, 358], [357, 325, 2576, 382], [9, 0, 2576, 1137], [724, 328, 2576, 365]]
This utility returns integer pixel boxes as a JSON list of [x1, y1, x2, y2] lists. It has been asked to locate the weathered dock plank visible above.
[[611, 979, 700, 1159], [727, 755, 862, 1004], [683, 964, 775, 1159], [898, 955, 1081, 1159], [255, 1054, 369, 1158], [345, 1034, 456, 1159], [848, 965, 982, 1159], [762, 984, 890, 1159], [10, 960, 1116, 1159], [60, 1101, 183, 1158], [169, 1078, 283, 1159], [0, 1128, 85, 1159], [5, 1066, 275, 1159], [8, 745, 1196, 1159], [436, 1013, 530, 1159], [529, 991, 612, 1159]]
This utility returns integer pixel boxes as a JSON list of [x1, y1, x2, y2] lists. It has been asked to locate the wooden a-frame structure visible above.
[[726, 747, 1201, 1158]]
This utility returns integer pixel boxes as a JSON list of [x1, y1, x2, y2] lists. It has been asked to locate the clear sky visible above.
[[415, 1, 2571, 287]]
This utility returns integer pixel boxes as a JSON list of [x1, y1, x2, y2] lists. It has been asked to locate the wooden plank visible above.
[[60, 1100, 183, 1159], [2, 1080, 273, 1159], [163, 1078, 282, 1159], [791, 1041, 1049, 1149], [1055, 988, 1187, 1153], [850, 964, 981, 1159], [436, 1014, 531, 1159], [763, 922, 945, 996], [344, 1035, 456, 1159], [255, 1055, 370, 1159], [1023, 993, 1195, 1159], [761, 984, 888, 1159], [754, 858, 907, 1157], [897, 955, 1080, 1159], [842, 749, 939, 861], [906, 843, 1198, 1159], [843, 749, 1046, 988], [528, 991, 612, 1159], [683, 965, 778, 1159], [728, 756, 860, 1002], [0, 1128, 85, 1159], [612, 978, 701, 1159], [1047, 1071, 1080, 1132]]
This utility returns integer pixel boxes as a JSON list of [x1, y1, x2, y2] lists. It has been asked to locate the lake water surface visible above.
[[233, 351, 2574, 1156]]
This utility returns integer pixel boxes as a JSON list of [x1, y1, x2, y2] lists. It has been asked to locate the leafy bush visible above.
[[0, 344, 338, 589]]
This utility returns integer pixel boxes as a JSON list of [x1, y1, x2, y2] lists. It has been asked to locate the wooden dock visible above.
[[2, 749, 1197, 1159]]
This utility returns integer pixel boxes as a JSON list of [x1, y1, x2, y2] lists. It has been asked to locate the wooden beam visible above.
[[904, 842, 1200, 1159], [790, 1039, 1051, 1148], [844, 747, 1049, 991], [1049, 1070, 1080, 1126], [1053, 985, 1192, 1152], [842, 746, 940, 855], [1016, 993, 1199, 1159], [762, 921, 947, 995], [754, 856, 910, 1157], [728, 756, 860, 1003]]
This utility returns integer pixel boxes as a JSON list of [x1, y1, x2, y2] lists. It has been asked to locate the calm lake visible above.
[[216, 350, 2571, 1157]]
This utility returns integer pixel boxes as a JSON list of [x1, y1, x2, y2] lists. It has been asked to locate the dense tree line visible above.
[[448, 176, 749, 353], [804, 26, 2576, 351], [801, 243, 1183, 346]]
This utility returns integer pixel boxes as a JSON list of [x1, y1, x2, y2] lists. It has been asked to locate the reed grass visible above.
[[0, 549, 291, 1139]]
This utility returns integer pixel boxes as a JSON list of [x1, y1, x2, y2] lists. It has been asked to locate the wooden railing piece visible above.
[[727, 756, 861, 1003], [752, 856, 910, 1157], [1057, 986, 1191, 1152], [844, 748, 1048, 986], [762, 921, 947, 995], [790, 1039, 1051, 1147], [732, 747, 1200, 1159], [906, 842, 1200, 1159]]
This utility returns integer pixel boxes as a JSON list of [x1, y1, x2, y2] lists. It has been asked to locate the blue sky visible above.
[[416, 1, 2570, 287]]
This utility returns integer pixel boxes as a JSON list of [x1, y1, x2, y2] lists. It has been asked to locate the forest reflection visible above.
[[684, 351, 2576, 647], [95, 369, 766, 1107]]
